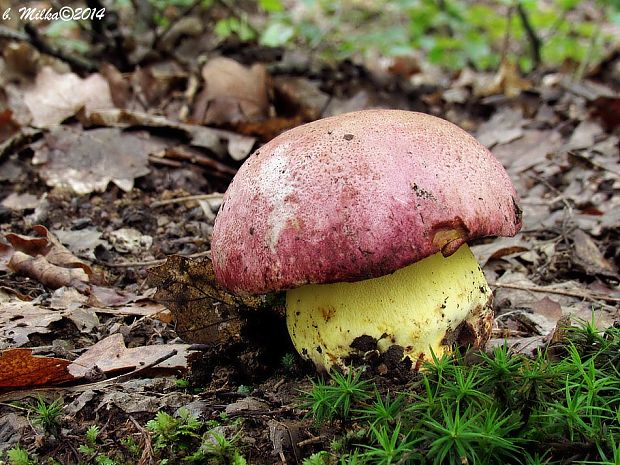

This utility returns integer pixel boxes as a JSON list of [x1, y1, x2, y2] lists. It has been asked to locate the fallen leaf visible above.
[[68, 333, 193, 378], [471, 236, 530, 267], [1, 192, 41, 211], [0, 348, 74, 390], [274, 76, 330, 121], [565, 120, 605, 151], [492, 129, 564, 174], [475, 107, 525, 148], [0, 301, 64, 346], [571, 229, 618, 278], [193, 57, 272, 126], [529, 297, 563, 323], [3, 225, 97, 286], [591, 95, 620, 130], [88, 108, 256, 161], [478, 60, 532, 98], [108, 228, 152, 254], [33, 127, 160, 194], [53, 228, 106, 261], [22, 66, 114, 128], [146, 256, 264, 345], [8, 252, 90, 292]]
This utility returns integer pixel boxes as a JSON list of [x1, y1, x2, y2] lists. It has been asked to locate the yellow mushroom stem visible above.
[[285, 244, 493, 372]]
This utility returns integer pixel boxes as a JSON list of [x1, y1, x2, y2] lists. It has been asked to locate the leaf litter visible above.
[[0, 11, 618, 464]]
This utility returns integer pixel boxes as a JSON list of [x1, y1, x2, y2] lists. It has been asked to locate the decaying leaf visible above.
[[471, 236, 530, 267], [0, 301, 64, 346], [22, 66, 114, 128], [33, 126, 162, 194], [1, 192, 41, 211], [3, 225, 98, 291], [0, 348, 74, 390], [478, 59, 532, 98], [88, 108, 256, 161], [571, 229, 618, 278], [53, 228, 106, 261], [68, 333, 193, 378], [193, 57, 272, 126], [9, 252, 90, 292], [146, 256, 263, 345]]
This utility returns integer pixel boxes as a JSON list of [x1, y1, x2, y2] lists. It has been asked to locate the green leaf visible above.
[[259, 0, 284, 13], [260, 22, 295, 47]]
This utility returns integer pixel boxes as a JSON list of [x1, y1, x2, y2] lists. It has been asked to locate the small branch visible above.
[[99, 250, 211, 268], [516, 2, 542, 69], [153, 0, 204, 48], [23, 23, 97, 73], [151, 193, 224, 208], [489, 282, 620, 303]]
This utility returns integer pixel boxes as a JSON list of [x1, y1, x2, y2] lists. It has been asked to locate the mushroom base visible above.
[[285, 244, 493, 372]]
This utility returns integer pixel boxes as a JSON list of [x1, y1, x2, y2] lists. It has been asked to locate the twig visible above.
[[151, 193, 224, 208], [489, 282, 620, 303], [99, 250, 211, 268], [297, 436, 323, 447], [23, 23, 97, 73], [153, 0, 204, 48], [213, 0, 260, 37], [516, 2, 542, 69], [568, 151, 620, 177], [500, 4, 514, 63], [129, 416, 156, 465]]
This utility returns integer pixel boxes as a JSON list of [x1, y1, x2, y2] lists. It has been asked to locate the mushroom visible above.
[[211, 109, 522, 372]]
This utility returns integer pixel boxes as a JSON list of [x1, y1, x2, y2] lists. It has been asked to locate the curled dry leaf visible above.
[[571, 229, 618, 278], [193, 57, 272, 126], [146, 256, 264, 345], [9, 252, 90, 292], [0, 348, 74, 390], [478, 59, 532, 98], [3, 225, 98, 292], [22, 66, 114, 128], [88, 108, 256, 161]]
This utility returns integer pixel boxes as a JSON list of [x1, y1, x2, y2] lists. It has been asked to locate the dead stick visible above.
[[100, 250, 211, 268], [151, 193, 224, 208], [489, 282, 620, 303]]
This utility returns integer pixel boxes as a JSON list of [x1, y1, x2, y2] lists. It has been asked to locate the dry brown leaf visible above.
[[3, 225, 98, 291], [471, 237, 530, 267], [146, 256, 264, 345], [68, 333, 192, 378], [33, 127, 160, 194], [478, 60, 532, 98], [571, 229, 618, 278], [0, 348, 74, 390], [9, 252, 90, 292], [1, 192, 40, 211], [274, 76, 330, 121], [22, 66, 114, 128], [0, 301, 64, 346], [592, 95, 620, 130], [529, 297, 563, 322], [88, 108, 256, 161], [492, 129, 564, 174], [193, 57, 272, 126]]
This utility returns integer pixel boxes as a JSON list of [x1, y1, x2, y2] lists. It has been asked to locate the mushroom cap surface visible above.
[[212, 109, 522, 294]]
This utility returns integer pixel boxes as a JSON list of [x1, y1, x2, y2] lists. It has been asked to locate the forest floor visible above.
[[0, 2, 619, 464]]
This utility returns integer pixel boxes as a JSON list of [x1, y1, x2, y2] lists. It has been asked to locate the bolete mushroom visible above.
[[211, 110, 522, 372]]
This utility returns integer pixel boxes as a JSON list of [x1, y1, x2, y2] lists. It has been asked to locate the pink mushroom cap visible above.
[[211, 109, 522, 295]]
